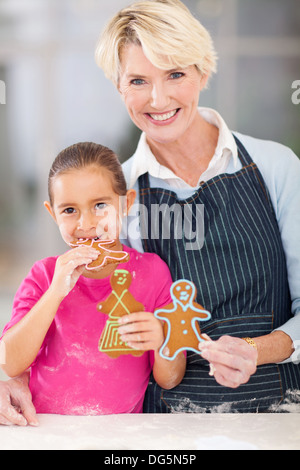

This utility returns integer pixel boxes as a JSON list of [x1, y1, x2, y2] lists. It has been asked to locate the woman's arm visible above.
[[0, 372, 38, 426], [255, 330, 294, 365], [198, 330, 294, 389], [245, 137, 300, 363]]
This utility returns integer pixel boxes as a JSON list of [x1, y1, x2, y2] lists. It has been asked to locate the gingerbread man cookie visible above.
[[98, 269, 145, 358], [69, 238, 129, 270], [154, 279, 211, 361]]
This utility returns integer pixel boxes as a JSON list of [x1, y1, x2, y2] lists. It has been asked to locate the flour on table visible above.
[[268, 389, 300, 413]]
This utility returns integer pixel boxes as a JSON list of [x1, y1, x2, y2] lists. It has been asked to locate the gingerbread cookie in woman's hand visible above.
[[98, 269, 145, 358], [69, 238, 129, 270], [154, 279, 211, 361]]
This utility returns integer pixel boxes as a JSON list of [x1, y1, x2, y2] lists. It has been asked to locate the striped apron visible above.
[[139, 135, 300, 413]]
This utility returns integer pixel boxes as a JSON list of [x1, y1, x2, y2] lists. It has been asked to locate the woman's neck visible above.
[[147, 116, 219, 187]]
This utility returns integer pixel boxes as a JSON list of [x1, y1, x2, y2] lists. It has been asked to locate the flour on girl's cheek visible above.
[[58, 223, 75, 245]]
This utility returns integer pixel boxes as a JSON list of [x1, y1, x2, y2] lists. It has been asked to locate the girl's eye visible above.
[[130, 78, 145, 86], [95, 202, 107, 211], [170, 72, 185, 80], [63, 207, 75, 214]]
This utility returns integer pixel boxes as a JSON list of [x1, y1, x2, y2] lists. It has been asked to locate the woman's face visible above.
[[118, 44, 208, 146]]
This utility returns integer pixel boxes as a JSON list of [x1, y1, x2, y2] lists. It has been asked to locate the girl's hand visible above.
[[50, 246, 99, 299], [118, 312, 164, 351], [198, 335, 257, 388]]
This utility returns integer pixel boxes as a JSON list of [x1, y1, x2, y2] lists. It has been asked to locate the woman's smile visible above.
[[145, 108, 181, 125]]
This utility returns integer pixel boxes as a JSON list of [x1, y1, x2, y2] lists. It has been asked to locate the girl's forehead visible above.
[[53, 165, 113, 186], [51, 166, 116, 201]]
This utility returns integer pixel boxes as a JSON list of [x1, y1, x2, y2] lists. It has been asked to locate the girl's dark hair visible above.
[[48, 142, 127, 205]]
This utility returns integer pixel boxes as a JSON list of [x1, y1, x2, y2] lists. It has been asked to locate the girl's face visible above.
[[118, 44, 208, 146], [44, 165, 135, 247]]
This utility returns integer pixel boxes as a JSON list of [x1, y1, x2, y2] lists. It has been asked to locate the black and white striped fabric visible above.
[[139, 135, 300, 413]]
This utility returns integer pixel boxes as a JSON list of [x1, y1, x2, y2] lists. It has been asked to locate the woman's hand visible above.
[[50, 246, 99, 299], [0, 373, 38, 426], [118, 312, 164, 351], [198, 335, 258, 388]]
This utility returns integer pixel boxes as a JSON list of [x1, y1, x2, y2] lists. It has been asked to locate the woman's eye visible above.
[[130, 78, 145, 86], [170, 72, 184, 80]]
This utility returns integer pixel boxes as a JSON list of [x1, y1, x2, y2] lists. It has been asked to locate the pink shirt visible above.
[[2, 246, 172, 415]]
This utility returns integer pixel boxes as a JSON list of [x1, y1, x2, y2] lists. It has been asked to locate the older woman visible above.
[[1, 0, 299, 423], [95, 0, 300, 413]]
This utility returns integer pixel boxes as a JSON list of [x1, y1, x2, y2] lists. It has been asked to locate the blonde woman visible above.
[[1, 0, 299, 423]]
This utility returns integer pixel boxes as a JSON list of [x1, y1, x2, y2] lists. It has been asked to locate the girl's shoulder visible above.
[[123, 245, 170, 272], [22, 256, 59, 287], [123, 244, 173, 289], [30, 256, 58, 272], [122, 245, 173, 310]]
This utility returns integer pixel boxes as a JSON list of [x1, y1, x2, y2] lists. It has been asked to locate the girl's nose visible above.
[[77, 212, 96, 231]]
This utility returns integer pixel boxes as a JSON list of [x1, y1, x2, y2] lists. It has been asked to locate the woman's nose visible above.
[[150, 82, 170, 110]]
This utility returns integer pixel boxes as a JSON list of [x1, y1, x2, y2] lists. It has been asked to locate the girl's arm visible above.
[[118, 312, 186, 389], [2, 287, 63, 377], [1, 246, 99, 377], [152, 349, 186, 390]]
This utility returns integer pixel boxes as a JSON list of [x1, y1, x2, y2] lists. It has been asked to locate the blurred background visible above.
[[0, 0, 299, 378]]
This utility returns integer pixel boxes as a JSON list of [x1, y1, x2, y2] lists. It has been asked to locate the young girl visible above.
[[0, 142, 186, 416]]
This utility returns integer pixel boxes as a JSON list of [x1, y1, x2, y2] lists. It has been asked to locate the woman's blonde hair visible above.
[[95, 0, 217, 87]]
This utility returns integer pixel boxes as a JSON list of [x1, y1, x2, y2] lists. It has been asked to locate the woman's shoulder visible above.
[[234, 131, 300, 186], [235, 131, 300, 216], [234, 131, 299, 170]]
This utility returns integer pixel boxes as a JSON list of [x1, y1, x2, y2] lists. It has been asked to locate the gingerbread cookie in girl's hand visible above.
[[69, 238, 129, 270], [154, 279, 211, 361], [98, 269, 145, 358]]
